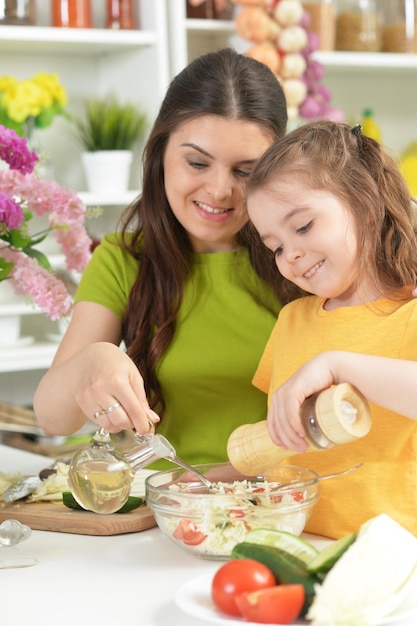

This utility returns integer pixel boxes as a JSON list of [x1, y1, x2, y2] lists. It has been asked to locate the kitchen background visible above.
[[1, 0, 416, 408]]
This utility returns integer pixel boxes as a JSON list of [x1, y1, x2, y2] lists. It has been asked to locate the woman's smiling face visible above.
[[163, 115, 273, 253], [247, 177, 374, 309]]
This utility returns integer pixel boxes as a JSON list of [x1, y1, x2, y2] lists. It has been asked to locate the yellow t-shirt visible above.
[[253, 292, 417, 538]]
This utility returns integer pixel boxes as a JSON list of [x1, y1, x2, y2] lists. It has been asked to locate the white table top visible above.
[[0, 445, 333, 626]]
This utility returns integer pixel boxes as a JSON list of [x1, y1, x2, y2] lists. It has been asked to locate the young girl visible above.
[[34, 48, 288, 468], [246, 119, 417, 537]]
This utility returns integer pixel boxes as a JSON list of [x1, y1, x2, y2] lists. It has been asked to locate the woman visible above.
[[34, 48, 288, 467]]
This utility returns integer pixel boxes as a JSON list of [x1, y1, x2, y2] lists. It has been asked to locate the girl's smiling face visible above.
[[163, 115, 273, 253], [247, 177, 374, 309]]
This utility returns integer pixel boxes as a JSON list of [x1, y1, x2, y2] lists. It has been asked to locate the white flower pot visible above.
[[81, 150, 133, 194]]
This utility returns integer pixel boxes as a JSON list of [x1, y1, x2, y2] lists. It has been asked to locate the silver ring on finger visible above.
[[93, 409, 106, 420], [105, 401, 121, 415]]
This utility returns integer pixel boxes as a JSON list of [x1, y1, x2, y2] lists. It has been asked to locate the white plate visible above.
[[175, 573, 417, 626], [0, 336, 35, 350]]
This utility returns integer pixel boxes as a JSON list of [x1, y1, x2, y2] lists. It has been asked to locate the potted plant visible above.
[[72, 94, 148, 194]]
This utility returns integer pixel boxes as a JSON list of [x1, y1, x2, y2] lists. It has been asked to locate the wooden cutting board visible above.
[[0, 500, 157, 536]]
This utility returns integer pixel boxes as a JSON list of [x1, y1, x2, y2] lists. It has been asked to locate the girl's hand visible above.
[[266, 353, 337, 453], [73, 342, 159, 436]]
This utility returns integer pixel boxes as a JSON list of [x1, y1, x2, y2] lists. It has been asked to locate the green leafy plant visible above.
[[72, 95, 148, 151]]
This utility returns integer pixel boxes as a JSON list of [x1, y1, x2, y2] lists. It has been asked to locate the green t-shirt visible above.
[[75, 233, 280, 468]]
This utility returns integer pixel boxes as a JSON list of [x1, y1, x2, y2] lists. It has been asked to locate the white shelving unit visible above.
[[2, 1, 417, 406], [0, 24, 157, 51], [310, 51, 417, 153], [0, 1, 169, 192], [78, 191, 140, 207], [166, 3, 417, 155], [78, 190, 141, 240], [166, 1, 246, 77], [0, 1, 169, 404], [314, 50, 417, 71]]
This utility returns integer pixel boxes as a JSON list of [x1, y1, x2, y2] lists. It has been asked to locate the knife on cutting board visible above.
[[1, 462, 65, 503]]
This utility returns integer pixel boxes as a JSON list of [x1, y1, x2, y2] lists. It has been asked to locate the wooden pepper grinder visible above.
[[227, 383, 371, 476]]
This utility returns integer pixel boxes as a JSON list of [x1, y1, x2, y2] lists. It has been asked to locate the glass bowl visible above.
[[145, 462, 320, 560]]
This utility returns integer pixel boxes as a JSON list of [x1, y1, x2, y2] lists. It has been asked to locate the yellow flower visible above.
[[4, 82, 42, 121], [0, 72, 68, 136], [0, 76, 17, 91]]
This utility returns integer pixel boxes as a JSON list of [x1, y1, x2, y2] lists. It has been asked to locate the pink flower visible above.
[[0, 124, 92, 319], [54, 222, 93, 272], [0, 124, 38, 173], [1, 248, 73, 319], [0, 193, 24, 229]]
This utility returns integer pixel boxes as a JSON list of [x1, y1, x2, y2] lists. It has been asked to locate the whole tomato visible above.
[[211, 558, 275, 617]]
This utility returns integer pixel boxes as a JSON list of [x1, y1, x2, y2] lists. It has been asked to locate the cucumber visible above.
[[307, 532, 357, 575], [243, 528, 319, 564], [62, 492, 143, 513], [231, 541, 321, 615]]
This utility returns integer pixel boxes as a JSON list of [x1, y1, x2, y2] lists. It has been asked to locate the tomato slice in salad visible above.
[[172, 519, 207, 546], [270, 490, 304, 504], [235, 584, 305, 624]]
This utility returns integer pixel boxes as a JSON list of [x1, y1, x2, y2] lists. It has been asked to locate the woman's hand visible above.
[[34, 301, 159, 437], [73, 342, 159, 435]]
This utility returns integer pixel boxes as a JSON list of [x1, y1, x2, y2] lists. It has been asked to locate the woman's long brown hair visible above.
[[119, 48, 289, 415]]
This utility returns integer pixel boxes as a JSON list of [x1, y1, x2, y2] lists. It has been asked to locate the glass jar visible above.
[[187, 0, 214, 19], [187, 0, 233, 20], [0, 0, 35, 25], [335, 0, 382, 51], [303, 1, 336, 51], [51, 0, 92, 28], [381, 0, 417, 53], [213, 0, 233, 20], [106, 0, 135, 30]]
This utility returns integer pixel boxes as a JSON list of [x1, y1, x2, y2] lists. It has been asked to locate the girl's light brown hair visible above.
[[247, 119, 417, 303]]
